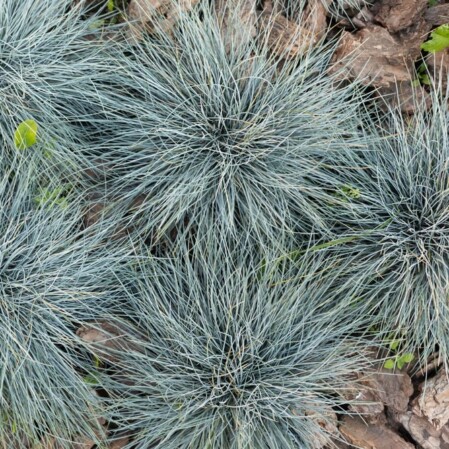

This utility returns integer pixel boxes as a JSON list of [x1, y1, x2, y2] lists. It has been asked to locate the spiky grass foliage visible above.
[[92, 0, 366, 249], [86, 238, 374, 449], [0, 155, 126, 448], [317, 90, 449, 365], [0, 0, 114, 177]]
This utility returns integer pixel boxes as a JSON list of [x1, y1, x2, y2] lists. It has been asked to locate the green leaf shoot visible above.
[[94, 355, 102, 368], [14, 120, 38, 150], [389, 339, 400, 351], [34, 187, 68, 210], [400, 353, 414, 364], [421, 24, 449, 53], [337, 184, 361, 200], [384, 353, 414, 370], [83, 372, 101, 386], [383, 359, 395, 370]]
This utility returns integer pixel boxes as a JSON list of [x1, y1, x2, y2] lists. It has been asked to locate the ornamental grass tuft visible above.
[[319, 89, 449, 365], [90, 0, 367, 250], [84, 237, 375, 449], [0, 0, 115, 178], [0, 155, 126, 448]]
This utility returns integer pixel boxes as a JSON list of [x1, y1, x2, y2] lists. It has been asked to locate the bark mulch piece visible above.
[[393, 412, 449, 449], [340, 415, 416, 449], [335, 364, 449, 449], [373, 0, 428, 33], [329, 0, 449, 113], [412, 369, 449, 430], [331, 25, 416, 87], [425, 4, 449, 27]]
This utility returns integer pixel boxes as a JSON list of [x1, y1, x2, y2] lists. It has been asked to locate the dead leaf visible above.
[[85, 200, 106, 228], [72, 436, 95, 449], [215, 0, 257, 51], [258, 11, 315, 59], [109, 436, 130, 449], [77, 321, 131, 363], [127, 0, 199, 38]]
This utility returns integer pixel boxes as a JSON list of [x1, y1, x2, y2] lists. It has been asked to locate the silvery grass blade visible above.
[[88, 0, 368, 252], [307, 84, 449, 367], [0, 0, 119, 182], [0, 154, 130, 447], [81, 238, 378, 449]]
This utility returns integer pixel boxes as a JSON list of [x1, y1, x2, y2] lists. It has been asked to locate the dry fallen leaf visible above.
[[109, 436, 131, 449], [258, 11, 316, 59], [215, 0, 257, 51], [127, 0, 199, 38], [77, 321, 131, 363]]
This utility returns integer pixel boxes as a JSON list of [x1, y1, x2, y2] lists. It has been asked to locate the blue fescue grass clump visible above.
[[3, 0, 447, 445], [85, 238, 374, 449], [319, 89, 449, 366], [0, 0, 115, 176], [91, 0, 366, 248], [0, 156, 127, 447]]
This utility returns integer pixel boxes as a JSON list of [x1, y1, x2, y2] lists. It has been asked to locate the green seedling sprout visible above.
[[383, 334, 415, 370], [83, 355, 103, 386], [14, 120, 38, 150], [421, 24, 449, 53], [336, 184, 361, 201], [412, 63, 432, 86], [34, 186, 69, 210]]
